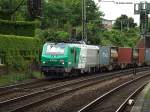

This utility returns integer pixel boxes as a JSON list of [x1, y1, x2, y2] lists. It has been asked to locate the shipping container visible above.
[[132, 48, 139, 64], [145, 48, 150, 65], [138, 48, 145, 65], [118, 47, 132, 65], [99, 46, 118, 70], [99, 46, 110, 66]]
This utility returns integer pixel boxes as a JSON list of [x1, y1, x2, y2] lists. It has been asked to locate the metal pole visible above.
[[82, 0, 87, 42], [121, 20, 123, 32], [82, 0, 84, 40], [10, 0, 13, 20], [133, 62, 136, 75], [84, 0, 87, 42], [127, 20, 129, 30]]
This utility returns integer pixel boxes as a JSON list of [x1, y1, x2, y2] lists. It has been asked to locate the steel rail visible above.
[[77, 72, 150, 112], [0, 66, 148, 93], [6, 70, 150, 112], [0, 68, 135, 104], [0, 67, 149, 112], [1, 68, 145, 112], [115, 82, 148, 112]]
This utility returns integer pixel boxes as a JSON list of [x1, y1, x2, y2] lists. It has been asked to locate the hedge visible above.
[[0, 20, 40, 37], [0, 11, 11, 20], [0, 34, 42, 70]]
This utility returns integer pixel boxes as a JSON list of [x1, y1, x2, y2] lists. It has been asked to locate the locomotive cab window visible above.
[[45, 44, 66, 55]]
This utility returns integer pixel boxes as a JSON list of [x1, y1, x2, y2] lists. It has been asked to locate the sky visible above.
[[94, 0, 150, 24]]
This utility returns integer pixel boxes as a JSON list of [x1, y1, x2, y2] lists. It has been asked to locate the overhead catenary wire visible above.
[[99, 0, 142, 4]]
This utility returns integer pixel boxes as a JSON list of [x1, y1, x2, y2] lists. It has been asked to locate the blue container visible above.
[[145, 48, 150, 65], [99, 46, 111, 67]]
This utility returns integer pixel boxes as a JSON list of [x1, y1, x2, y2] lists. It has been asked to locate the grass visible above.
[[144, 87, 150, 99], [0, 71, 44, 86]]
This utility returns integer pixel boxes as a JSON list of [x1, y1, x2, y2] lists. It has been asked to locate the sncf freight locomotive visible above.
[[41, 42, 150, 78]]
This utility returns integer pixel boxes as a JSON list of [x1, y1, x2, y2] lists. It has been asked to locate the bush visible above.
[[0, 20, 40, 37], [0, 34, 42, 70], [101, 29, 139, 47], [35, 29, 69, 43]]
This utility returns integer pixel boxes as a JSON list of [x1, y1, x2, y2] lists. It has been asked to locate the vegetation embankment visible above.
[[0, 34, 42, 86], [0, 20, 40, 36], [0, 71, 43, 86], [0, 34, 42, 70]]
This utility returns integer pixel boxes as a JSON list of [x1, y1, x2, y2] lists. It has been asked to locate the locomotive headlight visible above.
[[60, 60, 64, 64], [42, 61, 46, 64]]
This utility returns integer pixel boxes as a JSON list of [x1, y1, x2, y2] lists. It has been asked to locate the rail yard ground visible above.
[[0, 67, 150, 112]]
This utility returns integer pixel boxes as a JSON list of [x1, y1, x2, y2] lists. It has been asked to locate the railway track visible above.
[[78, 70, 150, 112], [0, 78, 48, 95], [0, 70, 127, 102], [115, 83, 147, 112], [0, 78, 60, 102], [0, 68, 135, 100], [0, 67, 149, 112], [0, 72, 106, 102]]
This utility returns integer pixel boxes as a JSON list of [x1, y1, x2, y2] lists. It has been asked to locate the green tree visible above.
[[0, 0, 28, 20], [0, 0, 103, 44], [100, 28, 140, 47], [113, 15, 137, 31], [41, 0, 103, 44]]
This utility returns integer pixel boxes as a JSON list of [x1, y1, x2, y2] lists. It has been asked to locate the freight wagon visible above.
[[118, 47, 132, 68], [99, 46, 118, 70], [132, 48, 139, 65]]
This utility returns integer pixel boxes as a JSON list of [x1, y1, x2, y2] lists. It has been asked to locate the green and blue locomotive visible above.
[[41, 42, 99, 78]]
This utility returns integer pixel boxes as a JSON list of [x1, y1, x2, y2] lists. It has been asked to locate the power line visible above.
[[99, 0, 135, 4]]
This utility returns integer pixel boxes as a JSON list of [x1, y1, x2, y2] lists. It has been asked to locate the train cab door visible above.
[[70, 47, 77, 67], [74, 48, 77, 64]]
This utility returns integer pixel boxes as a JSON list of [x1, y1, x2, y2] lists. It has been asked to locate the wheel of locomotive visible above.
[[88, 68, 91, 74], [121, 64, 125, 69], [108, 65, 113, 71], [93, 67, 96, 73], [80, 69, 84, 74], [43, 72, 54, 79]]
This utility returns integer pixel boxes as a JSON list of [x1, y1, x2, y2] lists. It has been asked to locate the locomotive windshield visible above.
[[45, 44, 66, 55]]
